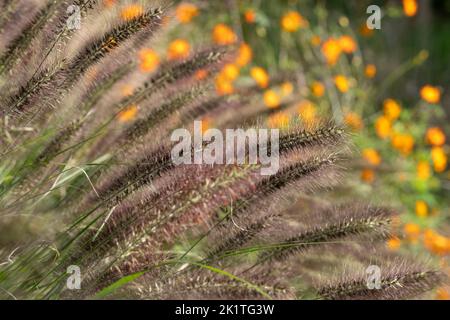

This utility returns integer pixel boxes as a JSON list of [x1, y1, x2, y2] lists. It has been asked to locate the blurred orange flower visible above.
[[212, 23, 237, 45], [362, 148, 381, 166], [424, 229, 450, 256], [420, 85, 441, 104], [436, 288, 450, 300], [235, 43, 253, 66], [244, 9, 256, 24], [344, 112, 363, 131], [426, 127, 446, 146], [280, 11, 307, 32], [321, 38, 342, 65], [263, 90, 280, 109], [118, 105, 138, 122], [220, 64, 239, 81], [391, 133, 415, 156], [359, 24, 374, 37], [250, 67, 269, 88], [297, 101, 316, 123], [215, 75, 234, 95], [121, 4, 143, 21], [195, 69, 208, 80], [311, 81, 325, 97], [175, 3, 199, 23], [415, 200, 428, 218], [417, 161, 431, 180], [310, 35, 321, 47], [404, 223, 420, 242], [387, 237, 401, 251], [334, 75, 349, 93], [338, 35, 357, 54], [402, 0, 418, 17], [139, 48, 160, 72], [361, 169, 375, 183], [383, 99, 401, 121], [375, 116, 392, 139], [431, 147, 447, 172], [281, 82, 293, 96], [167, 39, 190, 60], [365, 64, 377, 78], [268, 112, 290, 128], [104, 0, 115, 8]]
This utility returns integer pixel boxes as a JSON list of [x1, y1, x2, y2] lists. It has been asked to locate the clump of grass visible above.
[[0, 1, 443, 300]]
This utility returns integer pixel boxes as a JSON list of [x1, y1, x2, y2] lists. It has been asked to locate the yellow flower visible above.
[[118, 105, 138, 122], [344, 112, 363, 131], [417, 161, 431, 180], [424, 229, 450, 256], [215, 75, 234, 95], [250, 67, 269, 88], [402, 0, 418, 17], [310, 35, 321, 47], [311, 81, 325, 97], [268, 112, 290, 128], [167, 39, 190, 60], [244, 9, 256, 24], [212, 23, 237, 45], [138, 48, 160, 72], [383, 99, 401, 121], [391, 133, 415, 156], [375, 116, 392, 139], [420, 85, 441, 104], [362, 148, 381, 166], [334, 75, 349, 93], [297, 100, 316, 123], [263, 90, 280, 109], [365, 64, 377, 78], [387, 237, 401, 251], [321, 38, 342, 65], [175, 3, 199, 23], [338, 35, 357, 54], [431, 147, 447, 172], [120, 4, 143, 21], [361, 169, 375, 183], [404, 223, 420, 243], [235, 43, 252, 67], [426, 127, 446, 146], [280, 11, 307, 32], [220, 64, 239, 81], [281, 82, 293, 96], [415, 200, 428, 218]]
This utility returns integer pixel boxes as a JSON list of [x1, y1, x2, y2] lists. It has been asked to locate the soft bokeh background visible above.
[[156, 0, 450, 299]]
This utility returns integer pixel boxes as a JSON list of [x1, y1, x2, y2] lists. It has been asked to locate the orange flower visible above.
[[338, 35, 357, 54], [220, 64, 239, 81], [268, 112, 290, 128], [404, 223, 420, 242], [250, 67, 269, 88], [417, 161, 431, 180], [215, 75, 234, 95], [167, 39, 190, 60], [402, 0, 418, 17], [426, 127, 446, 146], [212, 23, 237, 45], [195, 69, 208, 80], [104, 0, 116, 8], [297, 101, 316, 123], [175, 3, 199, 23], [118, 105, 138, 122], [321, 38, 342, 65], [311, 81, 325, 97], [424, 229, 450, 256], [359, 24, 374, 37], [280, 11, 307, 32], [365, 64, 377, 78], [121, 84, 134, 97], [436, 288, 450, 300], [375, 116, 392, 139], [431, 147, 447, 172], [362, 148, 381, 166], [334, 75, 349, 93], [244, 9, 256, 24], [387, 237, 401, 251], [361, 169, 375, 183], [139, 48, 160, 72], [383, 99, 401, 121], [120, 4, 143, 21], [199, 117, 212, 133], [344, 112, 363, 131], [263, 90, 280, 109], [235, 43, 252, 67], [281, 82, 293, 96], [310, 35, 321, 47], [420, 85, 441, 104], [415, 200, 428, 218], [391, 133, 415, 156]]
